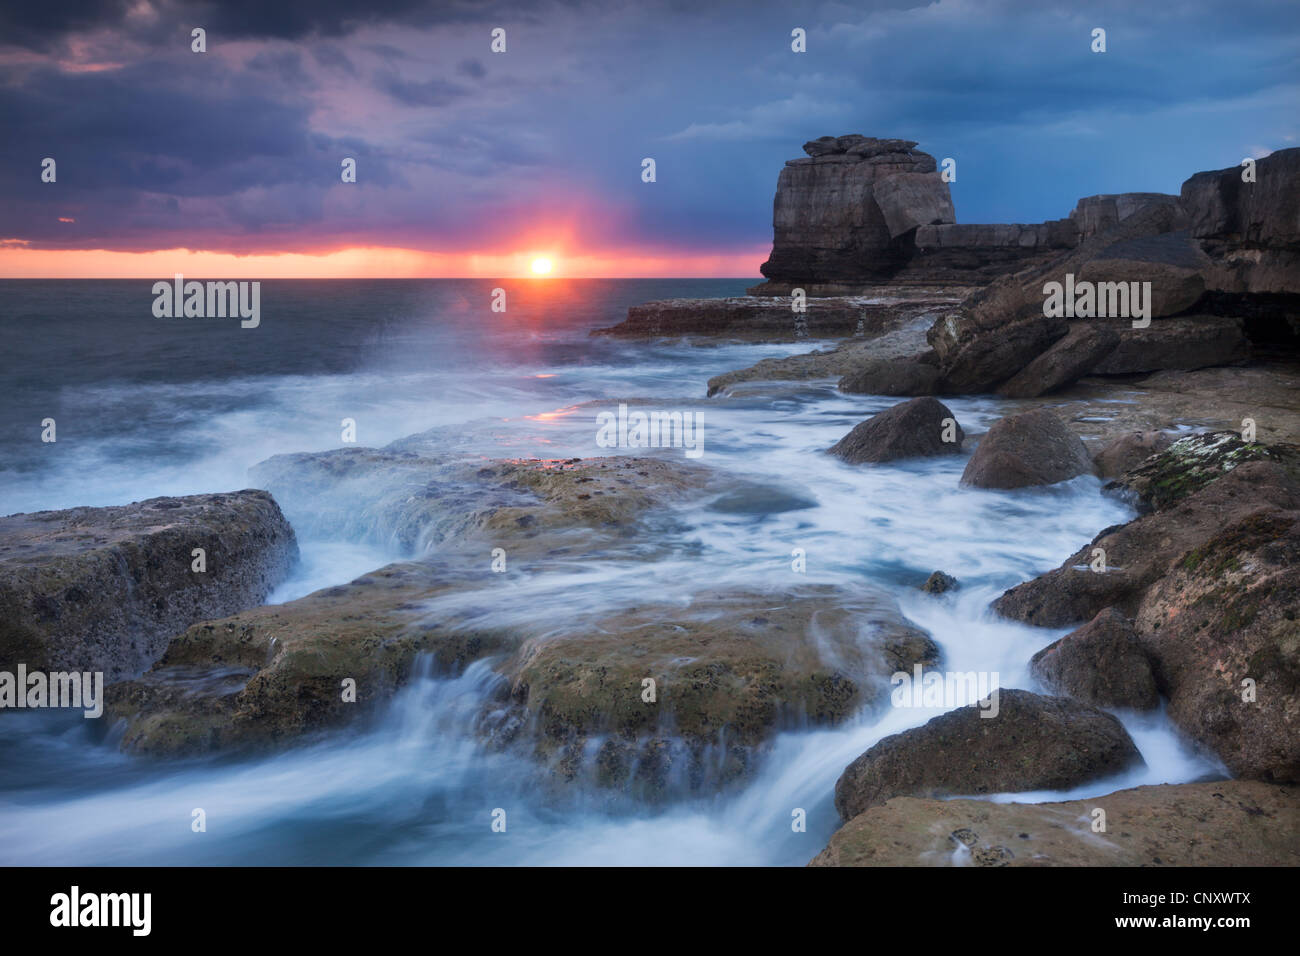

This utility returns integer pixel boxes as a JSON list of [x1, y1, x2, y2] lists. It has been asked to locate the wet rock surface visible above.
[[811, 781, 1300, 866], [0, 491, 297, 681], [996, 458, 1300, 782], [960, 408, 1093, 489], [828, 397, 964, 464], [833, 689, 1143, 821], [1030, 607, 1160, 711]]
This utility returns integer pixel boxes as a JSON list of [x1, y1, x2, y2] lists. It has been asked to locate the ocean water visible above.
[[0, 279, 1219, 865]]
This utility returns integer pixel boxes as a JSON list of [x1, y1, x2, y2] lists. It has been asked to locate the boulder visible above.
[[1072, 230, 1212, 319], [1091, 430, 1174, 479], [810, 781, 1300, 867], [105, 560, 513, 756], [996, 323, 1119, 398], [1030, 607, 1160, 711], [929, 294, 1069, 393], [828, 397, 964, 464], [920, 571, 959, 594], [0, 491, 297, 681], [960, 408, 1093, 489], [833, 689, 1143, 820]]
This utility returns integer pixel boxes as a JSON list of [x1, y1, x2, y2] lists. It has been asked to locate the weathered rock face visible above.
[[927, 202, 1191, 392], [833, 690, 1143, 821], [1030, 607, 1160, 711], [838, 357, 941, 396], [757, 135, 954, 287], [1180, 147, 1300, 296], [1091, 430, 1175, 479], [1070, 193, 1183, 240], [0, 492, 297, 681], [828, 397, 963, 464], [910, 220, 1078, 286], [1089, 315, 1250, 375], [1137, 496, 1300, 782], [960, 408, 1093, 489], [994, 459, 1300, 782], [994, 459, 1298, 627], [995, 324, 1119, 398], [490, 585, 941, 795], [810, 781, 1300, 867]]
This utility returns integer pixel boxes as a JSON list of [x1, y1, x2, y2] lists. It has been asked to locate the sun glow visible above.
[[530, 256, 554, 275]]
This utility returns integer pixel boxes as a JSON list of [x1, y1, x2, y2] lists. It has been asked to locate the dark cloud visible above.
[[375, 70, 469, 107], [0, 0, 576, 50]]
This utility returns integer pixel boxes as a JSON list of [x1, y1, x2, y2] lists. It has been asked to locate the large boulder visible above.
[[960, 408, 1093, 489], [810, 781, 1300, 867], [1030, 607, 1160, 711], [995, 323, 1119, 398], [1072, 230, 1212, 319], [833, 689, 1143, 820], [828, 397, 964, 464], [0, 491, 297, 681]]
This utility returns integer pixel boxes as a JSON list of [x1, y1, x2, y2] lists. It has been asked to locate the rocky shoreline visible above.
[[3, 132, 1298, 865]]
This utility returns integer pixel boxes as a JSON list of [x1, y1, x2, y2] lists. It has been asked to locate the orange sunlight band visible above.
[[0, 245, 768, 279]]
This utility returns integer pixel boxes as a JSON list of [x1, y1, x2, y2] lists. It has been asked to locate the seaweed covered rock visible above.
[[1104, 430, 1298, 512]]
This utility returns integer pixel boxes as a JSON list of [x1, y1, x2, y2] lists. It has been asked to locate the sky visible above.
[[1, 0, 1297, 277]]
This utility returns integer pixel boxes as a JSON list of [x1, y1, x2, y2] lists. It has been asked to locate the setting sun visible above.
[[530, 256, 554, 275]]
